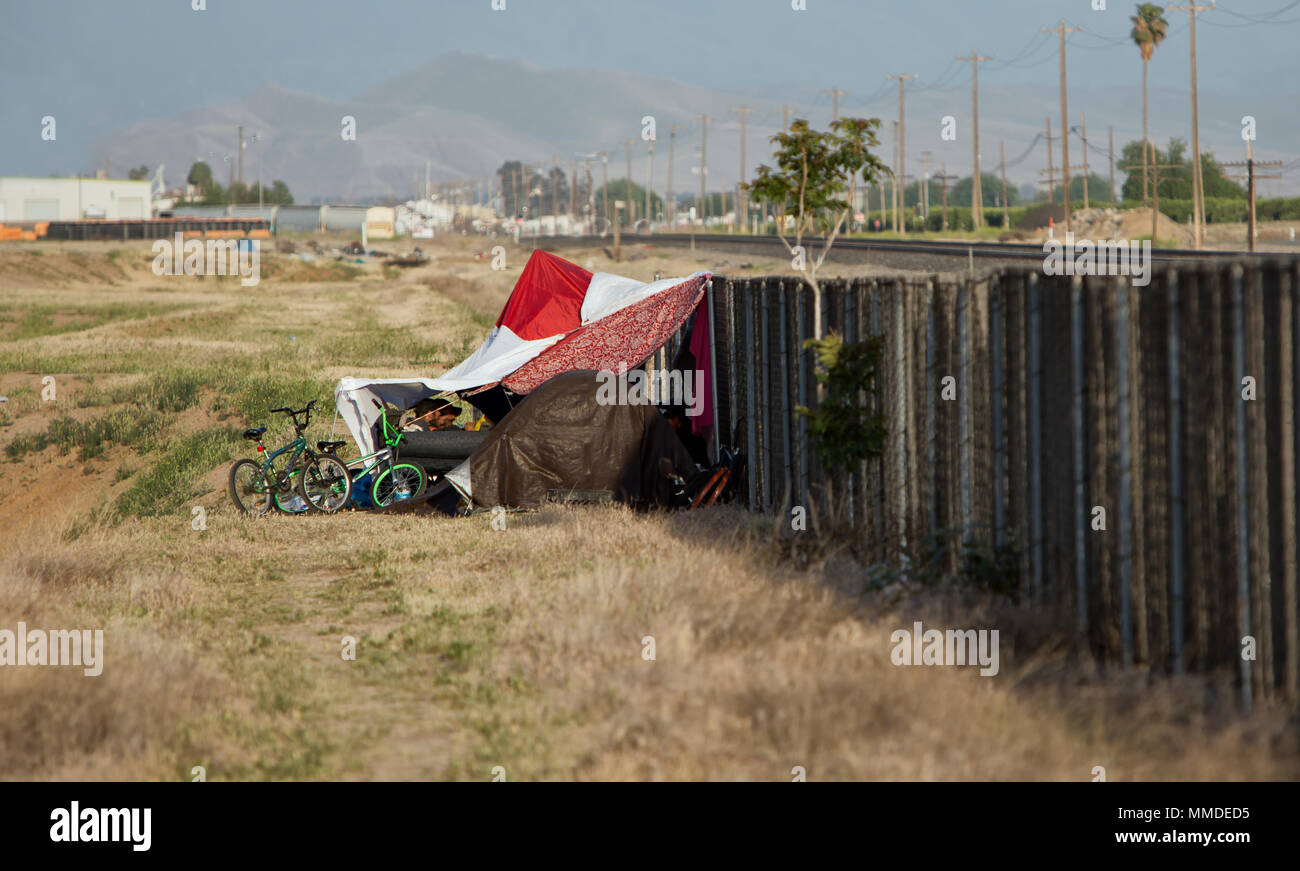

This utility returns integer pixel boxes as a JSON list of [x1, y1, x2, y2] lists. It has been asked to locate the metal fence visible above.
[[710, 263, 1300, 703]]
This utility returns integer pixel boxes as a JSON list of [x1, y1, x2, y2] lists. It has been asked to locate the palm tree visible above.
[[1131, 4, 1169, 206]]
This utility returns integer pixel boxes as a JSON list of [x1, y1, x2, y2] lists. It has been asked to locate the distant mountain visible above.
[[93, 51, 1300, 202]]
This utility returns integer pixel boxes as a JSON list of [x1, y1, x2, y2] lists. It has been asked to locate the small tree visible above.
[[797, 332, 886, 475], [745, 118, 886, 337], [186, 160, 213, 192]]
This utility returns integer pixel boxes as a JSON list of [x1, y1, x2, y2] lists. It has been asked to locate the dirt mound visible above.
[[1069, 207, 1193, 247]]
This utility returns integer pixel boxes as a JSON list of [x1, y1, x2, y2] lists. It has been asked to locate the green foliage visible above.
[[595, 178, 664, 226], [199, 179, 294, 206], [127, 165, 151, 181], [1040, 173, 1117, 205], [3, 410, 168, 463], [495, 161, 585, 219], [187, 161, 213, 190], [1119, 138, 1246, 201], [795, 333, 886, 475], [1131, 3, 1170, 61], [747, 117, 888, 239], [897, 173, 1022, 209]]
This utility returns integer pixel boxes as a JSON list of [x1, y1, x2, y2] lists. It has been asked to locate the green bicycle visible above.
[[317, 399, 426, 509], [227, 401, 352, 515]]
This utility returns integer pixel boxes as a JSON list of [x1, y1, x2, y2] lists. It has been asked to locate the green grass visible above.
[[0, 302, 185, 341], [5, 410, 165, 463], [115, 427, 240, 519]]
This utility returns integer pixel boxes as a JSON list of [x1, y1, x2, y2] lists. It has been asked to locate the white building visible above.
[[0, 177, 154, 222]]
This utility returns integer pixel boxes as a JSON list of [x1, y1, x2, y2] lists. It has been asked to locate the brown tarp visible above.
[[442, 369, 697, 511]]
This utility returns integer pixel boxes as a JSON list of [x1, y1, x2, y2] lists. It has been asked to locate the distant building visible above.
[[0, 177, 153, 222]]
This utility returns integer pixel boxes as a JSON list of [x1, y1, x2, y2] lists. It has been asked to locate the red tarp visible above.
[[494, 250, 593, 341], [503, 273, 709, 394]]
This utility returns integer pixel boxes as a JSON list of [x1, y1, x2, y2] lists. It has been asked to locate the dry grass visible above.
[[0, 239, 1294, 781]]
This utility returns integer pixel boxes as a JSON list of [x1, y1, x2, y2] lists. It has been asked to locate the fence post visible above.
[[992, 276, 1005, 550], [1116, 277, 1134, 668], [1029, 273, 1044, 603], [779, 280, 793, 511], [1232, 264, 1253, 713], [1072, 276, 1088, 636], [759, 280, 773, 510], [1286, 263, 1300, 700], [797, 286, 810, 513], [744, 282, 758, 511], [959, 279, 973, 545], [896, 280, 910, 572], [926, 280, 938, 536], [706, 278, 721, 464], [1168, 270, 1186, 674], [726, 279, 738, 451]]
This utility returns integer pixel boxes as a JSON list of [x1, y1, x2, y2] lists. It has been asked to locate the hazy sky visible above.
[[3, 0, 1298, 176]]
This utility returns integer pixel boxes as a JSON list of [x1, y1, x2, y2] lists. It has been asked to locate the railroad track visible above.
[[553, 232, 1295, 266]]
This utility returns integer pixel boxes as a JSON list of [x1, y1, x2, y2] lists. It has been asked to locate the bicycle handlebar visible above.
[[268, 400, 318, 432]]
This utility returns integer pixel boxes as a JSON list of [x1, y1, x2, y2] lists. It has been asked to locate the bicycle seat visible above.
[[317, 440, 347, 452], [242, 427, 267, 441]]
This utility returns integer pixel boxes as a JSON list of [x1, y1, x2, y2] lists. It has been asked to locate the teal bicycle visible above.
[[316, 399, 426, 509], [227, 401, 353, 515]]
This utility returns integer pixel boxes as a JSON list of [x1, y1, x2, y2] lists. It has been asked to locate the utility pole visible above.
[[600, 153, 610, 233], [1109, 125, 1116, 203], [1223, 147, 1284, 252], [919, 150, 934, 223], [886, 74, 917, 235], [236, 125, 244, 186], [1080, 111, 1090, 210], [1120, 156, 1184, 244], [645, 136, 654, 231], [622, 139, 636, 226], [667, 124, 682, 227], [1042, 20, 1081, 233], [569, 159, 577, 219], [551, 157, 559, 226], [575, 153, 598, 232], [957, 51, 994, 228], [821, 87, 848, 121], [695, 114, 712, 227], [1000, 141, 1010, 229], [891, 120, 900, 232], [1168, 3, 1215, 249], [1045, 117, 1056, 205], [935, 165, 956, 231], [733, 105, 753, 230]]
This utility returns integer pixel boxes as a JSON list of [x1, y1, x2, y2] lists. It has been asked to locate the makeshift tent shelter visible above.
[[430, 250, 710, 419], [429, 369, 699, 512]]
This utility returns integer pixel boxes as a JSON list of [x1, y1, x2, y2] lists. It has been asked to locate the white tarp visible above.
[[334, 377, 444, 457], [426, 325, 562, 393], [579, 271, 709, 325]]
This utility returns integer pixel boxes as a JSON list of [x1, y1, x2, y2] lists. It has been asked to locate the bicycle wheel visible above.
[[372, 463, 426, 508], [274, 470, 311, 514], [297, 454, 353, 514], [228, 458, 272, 515]]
